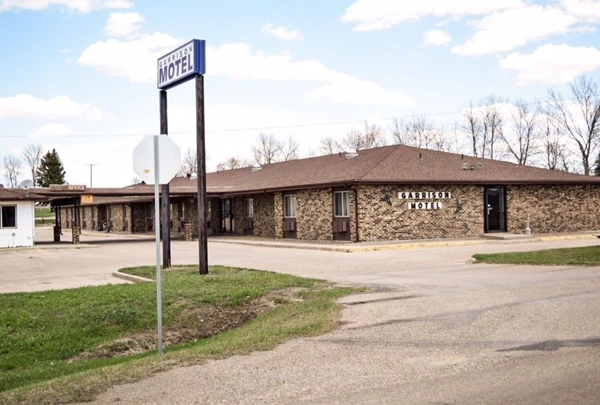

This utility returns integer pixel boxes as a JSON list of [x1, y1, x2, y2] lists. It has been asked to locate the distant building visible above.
[[46, 145, 600, 242], [0, 185, 45, 248]]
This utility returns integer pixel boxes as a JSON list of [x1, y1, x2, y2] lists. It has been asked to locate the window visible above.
[[284, 194, 296, 218], [178, 202, 185, 221], [0, 206, 17, 228], [244, 198, 254, 218], [334, 191, 350, 217]]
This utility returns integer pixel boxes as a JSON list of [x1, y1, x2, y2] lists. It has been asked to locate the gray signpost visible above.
[[157, 39, 208, 275], [133, 135, 181, 355]]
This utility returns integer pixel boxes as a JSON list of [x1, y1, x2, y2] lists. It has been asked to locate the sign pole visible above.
[[159, 90, 171, 268], [153, 135, 164, 355], [196, 74, 208, 275]]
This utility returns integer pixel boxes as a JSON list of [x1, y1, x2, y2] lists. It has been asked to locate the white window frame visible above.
[[0, 205, 17, 229], [334, 191, 350, 217], [283, 194, 297, 218], [244, 198, 254, 218]]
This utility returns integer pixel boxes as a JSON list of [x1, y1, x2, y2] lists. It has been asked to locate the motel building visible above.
[[39, 145, 600, 244]]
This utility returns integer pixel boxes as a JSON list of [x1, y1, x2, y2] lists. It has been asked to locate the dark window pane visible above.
[[1, 206, 16, 228]]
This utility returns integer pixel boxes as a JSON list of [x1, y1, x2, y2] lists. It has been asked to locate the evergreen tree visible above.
[[36, 149, 66, 187]]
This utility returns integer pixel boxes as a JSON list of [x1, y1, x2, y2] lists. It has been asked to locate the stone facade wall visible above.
[[507, 184, 600, 234], [253, 193, 276, 237], [232, 197, 244, 235], [81, 206, 93, 230], [357, 185, 484, 241], [110, 205, 124, 232], [274, 192, 284, 238], [209, 198, 219, 235], [297, 188, 334, 240], [132, 203, 153, 233]]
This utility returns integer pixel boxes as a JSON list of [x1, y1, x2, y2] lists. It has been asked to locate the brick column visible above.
[[184, 223, 193, 241], [72, 226, 81, 244]]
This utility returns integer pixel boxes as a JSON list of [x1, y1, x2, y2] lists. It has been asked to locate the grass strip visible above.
[[473, 245, 600, 266], [0, 266, 358, 405]]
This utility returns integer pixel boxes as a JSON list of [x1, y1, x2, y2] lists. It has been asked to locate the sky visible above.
[[1, 0, 600, 187]]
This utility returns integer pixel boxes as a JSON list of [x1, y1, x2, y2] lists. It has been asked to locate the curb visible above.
[[0, 244, 98, 254], [209, 233, 600, 253], [112, 271, 154, 283], [209, 238, 489, 253]]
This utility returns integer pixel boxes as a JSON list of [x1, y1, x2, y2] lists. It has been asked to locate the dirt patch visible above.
[[69, 288, 309, 362]]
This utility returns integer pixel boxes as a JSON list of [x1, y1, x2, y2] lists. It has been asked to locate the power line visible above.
[[0, 97, 579, 139]]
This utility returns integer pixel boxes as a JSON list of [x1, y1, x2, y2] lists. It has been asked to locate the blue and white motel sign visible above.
[[157, 39, 206, 90]]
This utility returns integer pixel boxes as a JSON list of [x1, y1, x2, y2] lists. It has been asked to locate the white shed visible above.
[[0, 186, 45, 248]]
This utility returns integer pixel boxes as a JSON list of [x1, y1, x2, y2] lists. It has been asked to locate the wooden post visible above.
[[196, 75, 208, 275], [160, 90, 171, 268]]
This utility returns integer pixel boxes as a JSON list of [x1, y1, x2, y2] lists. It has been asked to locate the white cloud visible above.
[[104, 12, 144, 37], [0, 94, 107, 121], [499, 44, 600, 85], [0, 0, 133, 13], [422, 29, 451, 46], [29, 124, 72, 137], [307, 77, 414, 107], [261, 23, 303, 41], [561, 0, 600, 22], [78, 33, 180, 82], [453, 5, 577, 56], [341, 0, 524, 31], [79, 38, 414, 107]]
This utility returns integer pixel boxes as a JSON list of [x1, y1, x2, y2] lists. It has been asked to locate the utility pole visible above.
[[86, 164, 97, 188]]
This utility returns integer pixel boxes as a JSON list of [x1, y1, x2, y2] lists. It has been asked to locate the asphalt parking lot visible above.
[[2, 228, 600, 404]]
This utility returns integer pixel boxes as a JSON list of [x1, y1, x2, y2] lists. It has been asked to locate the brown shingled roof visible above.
[[0, 186, 47, 201], [31, 145, 600, 200], [203, 145, 600, 195]]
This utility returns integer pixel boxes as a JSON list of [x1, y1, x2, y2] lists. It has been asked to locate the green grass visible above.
[[473, 246, 600, 266], [0, 266, 359, 405], [34, 218, 55, 226], [34, 208, 52, 218]]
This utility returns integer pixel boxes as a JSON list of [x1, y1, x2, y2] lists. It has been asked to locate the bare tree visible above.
[[462, 95, 506, 159], [502, 100, 541, 165], [342, 121, 386, 152], [319, 136, 344, 155], [481, 94, 505, 160], [389, 118, 414, 146], [252, 133, 283, 165], [178, 147, 198, 177], [542, 117, 571, 171], [216, 156, 251, 171], [281, 135, 300, 161], [546, 75, 600, 175], [3, 154, 22, 187], [462, 101, 483, 157], [22, 143, 42, 184]]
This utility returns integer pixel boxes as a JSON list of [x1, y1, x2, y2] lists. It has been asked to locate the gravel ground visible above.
[[3, 228, 600, 404]]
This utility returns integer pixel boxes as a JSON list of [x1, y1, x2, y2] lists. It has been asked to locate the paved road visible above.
[[2, 229, 600, 404]]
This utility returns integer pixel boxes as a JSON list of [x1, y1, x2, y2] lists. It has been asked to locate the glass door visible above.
[[485, 187, 506, 233]]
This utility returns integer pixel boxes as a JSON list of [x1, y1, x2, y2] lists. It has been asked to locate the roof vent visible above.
[[251, 165, 262, 173], [345, 153, 359, 160], [476, 163, 483, 170], [462, 162, 469, 170]]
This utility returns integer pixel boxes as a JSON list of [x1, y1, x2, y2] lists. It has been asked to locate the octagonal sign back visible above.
[[133, 135, 181, 185]]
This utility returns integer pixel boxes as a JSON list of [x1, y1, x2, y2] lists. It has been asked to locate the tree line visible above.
[[1, 146, 66, 188], [208, 75, 600, 176]]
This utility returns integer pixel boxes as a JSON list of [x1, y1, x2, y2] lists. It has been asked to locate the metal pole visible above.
[[159, 90, 171, 268], [153, 135, 163, 355], [196, 74, 208, 275], [87, 163, 97, 188]]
